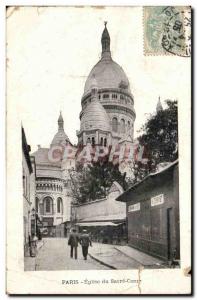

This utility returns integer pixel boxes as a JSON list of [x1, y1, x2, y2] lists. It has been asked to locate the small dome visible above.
[[80, 100, 110, 132], [51, 130, 70, 146], [51, 112, 70, 146], [83, 58, 131, 96]]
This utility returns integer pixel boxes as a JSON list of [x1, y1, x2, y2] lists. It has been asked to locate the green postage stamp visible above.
[[143, 6, 191, 56]]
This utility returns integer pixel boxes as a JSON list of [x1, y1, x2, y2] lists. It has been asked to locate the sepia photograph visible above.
[[6, 5, 191, 294]]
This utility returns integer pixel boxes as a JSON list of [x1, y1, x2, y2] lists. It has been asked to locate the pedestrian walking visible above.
[[68, 228, 79, 259], [80, 229, 92, 260]]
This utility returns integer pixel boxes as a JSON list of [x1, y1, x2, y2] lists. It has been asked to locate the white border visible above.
[[2, 0, 195, 298]]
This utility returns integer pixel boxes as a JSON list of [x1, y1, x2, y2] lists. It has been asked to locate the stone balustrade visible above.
[[36, 178, 64, 193]]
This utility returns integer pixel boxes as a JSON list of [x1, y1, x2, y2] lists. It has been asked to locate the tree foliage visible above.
[[69, 161, 127, 204], [138, 100, 178, 167]]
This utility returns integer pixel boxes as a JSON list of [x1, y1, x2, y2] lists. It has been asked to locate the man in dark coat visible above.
[[68, 228, 79, 259], [80, 229, 92, 260]]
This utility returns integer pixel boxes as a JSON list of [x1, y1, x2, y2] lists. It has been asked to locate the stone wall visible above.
[[75, 184, 126, 222]]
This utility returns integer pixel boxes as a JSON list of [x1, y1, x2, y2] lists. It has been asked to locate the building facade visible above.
[[116, 160, 180, 261], [77, 23, 136, 148], [22, 127, 36, 255], [32, 113, 74, 237]]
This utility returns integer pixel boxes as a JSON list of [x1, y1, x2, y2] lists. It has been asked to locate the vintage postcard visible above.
[[6, 6, 191, 294]]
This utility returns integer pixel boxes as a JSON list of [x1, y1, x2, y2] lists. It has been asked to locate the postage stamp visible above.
[[143, 6, 191, 56]]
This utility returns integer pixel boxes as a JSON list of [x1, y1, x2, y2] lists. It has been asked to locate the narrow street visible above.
[[35, 238, 110, 270]]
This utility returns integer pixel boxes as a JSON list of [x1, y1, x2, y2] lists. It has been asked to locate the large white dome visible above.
[[83, 57, 131, 97]]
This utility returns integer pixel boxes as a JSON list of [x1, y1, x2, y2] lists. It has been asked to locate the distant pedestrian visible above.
[[68, 228, 79, 259], [80, 229, 92, 260]]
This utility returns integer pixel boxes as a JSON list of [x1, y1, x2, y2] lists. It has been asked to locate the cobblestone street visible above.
[[25, 237, 165, 271], [35, 238, 109, 270]]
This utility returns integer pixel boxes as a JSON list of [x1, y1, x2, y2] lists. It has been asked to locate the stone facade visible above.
[[77, 23, 136, 148], [32, 114, 74, 236], [22, 127, 36, 255], [74, 182, 125, 223], [35, 178, 68, 227]]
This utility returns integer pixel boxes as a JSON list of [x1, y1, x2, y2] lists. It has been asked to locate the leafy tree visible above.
[[69, 161, 127, 204], [138, 99, 178, 169]]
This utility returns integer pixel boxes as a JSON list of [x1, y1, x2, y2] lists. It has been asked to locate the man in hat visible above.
[[80, 229, 92, 260], [68, 228, 79, 259]]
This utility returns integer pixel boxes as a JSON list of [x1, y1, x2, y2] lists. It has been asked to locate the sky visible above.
[[7, 6, 190, 152]]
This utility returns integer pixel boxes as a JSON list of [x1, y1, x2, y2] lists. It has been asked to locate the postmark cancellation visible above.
[[143, 6, 191, 57]]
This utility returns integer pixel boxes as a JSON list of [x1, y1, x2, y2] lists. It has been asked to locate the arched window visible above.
[[112, 94, 117, 99], [36, 197, 39, 213], [112, 117, 118, 132], [92, 137, 95, 146], [120, 119, 126, 134], [103, 94, 109, 99], [46, 198, 51, 213], [43, 197, 53, 214], [100, 137, 103, 146], [87, 137, 91, 144], [57, 197, 63, 214], [128, 121, 131, 131], [104, 138, 107, 147]]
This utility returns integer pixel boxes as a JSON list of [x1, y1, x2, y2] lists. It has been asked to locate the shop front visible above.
[[77, 220, 127, 245], [72, 181, 127, 244]]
